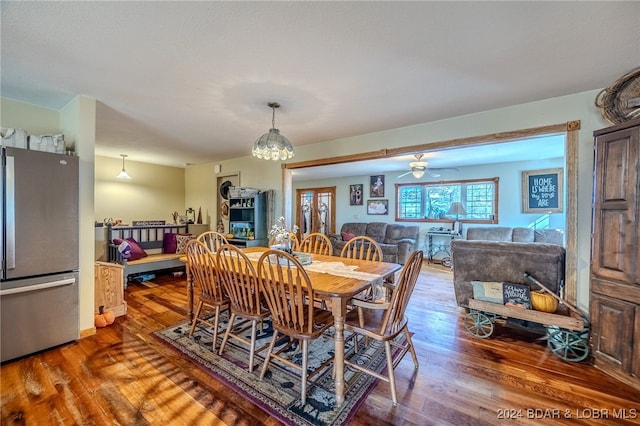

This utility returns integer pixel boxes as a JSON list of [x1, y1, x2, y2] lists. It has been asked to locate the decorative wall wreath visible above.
[[595, 67, 640, 125]]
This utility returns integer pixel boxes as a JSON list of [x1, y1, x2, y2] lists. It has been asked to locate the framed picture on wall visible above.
[[521, 168, 564, 213], [367, 199, 389, 215], [349, 184, 363, 205], [370, 175, 385, 197]]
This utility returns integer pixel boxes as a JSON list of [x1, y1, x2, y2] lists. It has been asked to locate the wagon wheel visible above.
[[464, 311, 494, 338], [546, 328, 589, 362]]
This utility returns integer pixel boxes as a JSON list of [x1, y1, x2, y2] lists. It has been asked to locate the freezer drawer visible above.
[[1, 273, 79, 362]]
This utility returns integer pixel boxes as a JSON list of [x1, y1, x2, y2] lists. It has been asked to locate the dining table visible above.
[[183, 246, 402, 406]]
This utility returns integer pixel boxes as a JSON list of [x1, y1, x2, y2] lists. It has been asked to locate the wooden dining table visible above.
[[183, 246, 401, 406]]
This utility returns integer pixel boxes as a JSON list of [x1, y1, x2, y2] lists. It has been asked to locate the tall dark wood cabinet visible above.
[[590, 117, 640, 391]]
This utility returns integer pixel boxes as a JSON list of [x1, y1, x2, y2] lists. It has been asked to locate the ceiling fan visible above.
[[396, 154, 458, 178]]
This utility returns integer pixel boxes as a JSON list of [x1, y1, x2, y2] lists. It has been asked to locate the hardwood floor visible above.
[[2, 263, 640, 425]]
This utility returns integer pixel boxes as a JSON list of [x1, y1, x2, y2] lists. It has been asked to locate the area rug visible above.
[[153, 315, 396, 426]]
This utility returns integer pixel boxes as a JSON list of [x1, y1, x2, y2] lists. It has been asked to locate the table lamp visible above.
[[447, 202, 467, 234]]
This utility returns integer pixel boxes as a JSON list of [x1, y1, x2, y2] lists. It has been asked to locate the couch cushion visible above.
[[466, 227, 513, 241], [512, 227, 535, 242], [384, 224, 419, 243], [365, 222, 388, 243], [534, 229, 564, 245]]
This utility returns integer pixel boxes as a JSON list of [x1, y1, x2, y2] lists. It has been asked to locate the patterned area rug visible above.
[[153, 315, 395, 426]]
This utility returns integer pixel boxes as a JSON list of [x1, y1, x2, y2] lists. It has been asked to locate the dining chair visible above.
[[185, 239, 230, 351], [299, 232, 332, 256], [340, 235, 382, 262], [197, 231, 229, 253], [341, 236, 385, 302], [216, 244, 271, 372], [257, 249, 334, 404], [268, 232, 299, 251], [344, 250, 423, 406]]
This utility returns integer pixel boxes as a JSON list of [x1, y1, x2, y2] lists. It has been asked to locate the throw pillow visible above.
[[163, 233, 178, 253], [341, 231, 356, 241], [117, 240, 132, 259], [175, 234, 194, 254], [125, 237, 147, 261]]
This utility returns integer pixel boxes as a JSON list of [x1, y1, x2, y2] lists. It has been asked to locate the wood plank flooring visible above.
[[2, 263, 640, 425]]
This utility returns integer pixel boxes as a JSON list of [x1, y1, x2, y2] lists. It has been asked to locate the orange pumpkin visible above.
[[531, 291, 558, 313], [95, 305, 116, 328], [226, 233, 234, 239]]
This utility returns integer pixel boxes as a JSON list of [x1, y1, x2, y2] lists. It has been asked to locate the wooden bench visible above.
[[107, 224, 188, 284]]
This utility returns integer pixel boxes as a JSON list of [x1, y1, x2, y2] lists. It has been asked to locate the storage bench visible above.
[[107, 224, 188, 285]]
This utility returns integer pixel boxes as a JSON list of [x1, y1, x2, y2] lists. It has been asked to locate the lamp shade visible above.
[[447, 202, 467, 217]]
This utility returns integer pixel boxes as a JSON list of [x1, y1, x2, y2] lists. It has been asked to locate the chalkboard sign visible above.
[[502, 282, 531, 309], [521, 168, 564, 213]]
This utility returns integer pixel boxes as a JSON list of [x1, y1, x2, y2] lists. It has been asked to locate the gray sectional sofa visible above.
[[451, 226, 566, 308], [329, 222, 420, 264]]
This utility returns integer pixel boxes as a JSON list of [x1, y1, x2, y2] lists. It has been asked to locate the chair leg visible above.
[[248, 319, 258, 372], [404, 327, 419, 369], [189, 301, 204, 337], [301, 339, 309, 404], [384, 341, 398, 406], [211, 306, 221, 351], [218, 312, 236, 355], [260, 332, 279, 379]]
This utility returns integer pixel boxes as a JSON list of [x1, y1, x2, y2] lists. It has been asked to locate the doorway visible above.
[[295, 187, 336, 239]]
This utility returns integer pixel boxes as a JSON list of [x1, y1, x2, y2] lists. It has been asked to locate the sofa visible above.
[[329, 222, 420, 264], [451, 227, 565, 308]]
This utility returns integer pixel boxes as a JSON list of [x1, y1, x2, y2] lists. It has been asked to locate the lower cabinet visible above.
[[590, 290, 639, 382]]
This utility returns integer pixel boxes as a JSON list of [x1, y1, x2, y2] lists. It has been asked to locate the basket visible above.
[[595, 67, 640, 125], [229, 187, 260, 198], [239, 188, 260, 198]]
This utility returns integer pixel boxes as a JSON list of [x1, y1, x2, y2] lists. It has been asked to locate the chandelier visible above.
[[252, 102, 294, 161]]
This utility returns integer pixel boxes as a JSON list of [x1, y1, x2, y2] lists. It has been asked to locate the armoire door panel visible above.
[[591, 294, 635, 372], [600, 136, 630, 203]]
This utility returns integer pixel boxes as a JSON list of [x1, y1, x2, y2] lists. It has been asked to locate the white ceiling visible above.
[[1, 2, 638, 171]]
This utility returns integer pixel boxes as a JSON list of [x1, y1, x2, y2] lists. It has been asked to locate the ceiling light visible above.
[[116, 154, 132, 179], [252, 101, 294, 161]]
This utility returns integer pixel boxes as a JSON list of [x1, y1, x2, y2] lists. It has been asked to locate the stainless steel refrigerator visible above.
[[1, 147, 79, 362]]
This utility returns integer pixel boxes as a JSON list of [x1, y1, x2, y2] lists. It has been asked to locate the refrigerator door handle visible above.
[[5, 155, 15, 270], [0, 277, 75, 296]]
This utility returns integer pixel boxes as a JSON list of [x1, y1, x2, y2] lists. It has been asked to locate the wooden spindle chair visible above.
[[344, 250, 423, 406], [216, 244, 271, 372], [257, 249, 334, 404], [185, 239, 230, 351]]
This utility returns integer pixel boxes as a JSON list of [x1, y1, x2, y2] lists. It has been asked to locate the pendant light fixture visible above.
[[116, 154, 132, 179], [252, 101, 294, 161]]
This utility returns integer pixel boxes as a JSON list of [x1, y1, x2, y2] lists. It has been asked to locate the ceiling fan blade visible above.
[[396, 171, 412, 178], [428, 171, 441, 178]]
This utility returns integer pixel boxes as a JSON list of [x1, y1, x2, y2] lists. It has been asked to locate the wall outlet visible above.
[[214, 164, 221, 173]]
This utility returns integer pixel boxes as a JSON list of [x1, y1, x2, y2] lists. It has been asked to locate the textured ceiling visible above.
[[1, 1, 639, 169]]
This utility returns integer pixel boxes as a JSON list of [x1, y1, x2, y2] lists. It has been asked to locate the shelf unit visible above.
[[228, 191, 267, 247]]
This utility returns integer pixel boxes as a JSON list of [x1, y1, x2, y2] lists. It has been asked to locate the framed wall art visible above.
[[349, 184, 363, 205], [367, 199, 389, 215], [370, 175, 385, 197], [521, 168, 563, 213]]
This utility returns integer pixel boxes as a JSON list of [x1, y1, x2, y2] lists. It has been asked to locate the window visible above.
[[395, 178, 498, 223]]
